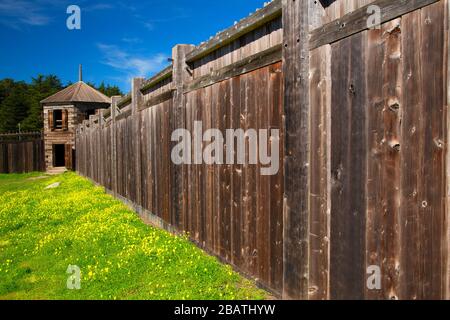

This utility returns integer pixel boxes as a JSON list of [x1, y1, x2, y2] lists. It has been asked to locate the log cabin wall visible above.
[[75, 0, 450, 299], [43, 104, 76, 170]]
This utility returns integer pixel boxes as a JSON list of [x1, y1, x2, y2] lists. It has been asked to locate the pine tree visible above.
[[0, 81, 31, 132]]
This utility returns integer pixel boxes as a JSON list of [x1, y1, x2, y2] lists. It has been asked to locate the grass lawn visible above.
[[0, 172, 266, 300]]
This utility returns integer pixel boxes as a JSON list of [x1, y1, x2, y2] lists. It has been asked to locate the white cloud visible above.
[[84, 3, 114, 12], [143, 21, 154, 31], [97, 43, 169, 79], [0, 0, 52, 28], [0, 0, 114, 29], [121, 37, 143, 44]]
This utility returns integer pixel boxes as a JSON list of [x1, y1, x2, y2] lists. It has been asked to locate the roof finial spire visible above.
[[79, 64, 83, 82]]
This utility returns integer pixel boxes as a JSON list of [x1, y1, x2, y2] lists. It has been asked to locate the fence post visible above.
[[446, 0, 450, 301], [281, 0, 318, 300], [74, 126, 78, 172], [132, 78, 145, 207], [98, 109, 104, 185], [111, 96, 121, 196], [89, 115, 95, 178], [82, 120, 87, 176], [99, 110, 104, 127], [172, 44, 195, 229]]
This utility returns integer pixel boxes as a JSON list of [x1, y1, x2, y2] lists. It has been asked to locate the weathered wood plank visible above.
[[150, 107, 157, 218], [248, 70, 258, 277], [185, 91, 193, 236], [365, 18, 402, 300], [173, 45, 195, 231], [446, 0, 450, 301], [309, 45, 331, 300], [198, 88, 207, 247], [167, 99, 175, 226], [230, 75, 242, 269], [192, 90, 200, 242], [256, 66, 270, 286], [282, 0, 310, 300], [310, 0, 440, 50], [330, 32, 367, 300], [399, 8, 421, 300], [364, 24, 385, 301], [223, 80, 232, 262], [132, 78, 144, 206], [110, 98, 119, 195], [240, 72, 250, 274], [162, 102, 171, 222], [419, 2, 446, 299], [146, 108, 154, 214], [268, 62, 284, 293]]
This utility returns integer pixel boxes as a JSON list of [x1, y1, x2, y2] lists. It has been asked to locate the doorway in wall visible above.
[[53, 144, 66, 167]]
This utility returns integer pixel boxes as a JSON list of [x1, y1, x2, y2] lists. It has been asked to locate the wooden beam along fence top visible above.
[[117, 94, 131, 109], [0, 131, 43, 142], [185, 0, 281, 63], [103, 108, 112, 119], [140, 66, 173, 93], [0, 131, 42, 137]]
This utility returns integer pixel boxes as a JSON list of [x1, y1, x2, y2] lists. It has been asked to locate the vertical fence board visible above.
[[256, 67, 270, 285], [282, 0, 310, 299], [231, 75, 242, 269], [401, 8, 428, 300], [365, 18, 403, 300], [309, 45, 331, 300], [330, 32, 367, 300], [221, 80, 232, 261], [419, 2, 446, 299], [247, 71, 258, 276], [446, 0, 450, 301], [269, 62, 284, 292]]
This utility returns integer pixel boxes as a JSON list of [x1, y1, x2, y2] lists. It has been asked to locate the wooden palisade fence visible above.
[[76, 0, 450, 299], [0, 132, 45, 174]]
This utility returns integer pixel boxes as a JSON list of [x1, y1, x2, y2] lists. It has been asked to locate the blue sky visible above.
[[0, 0, 267, 92]]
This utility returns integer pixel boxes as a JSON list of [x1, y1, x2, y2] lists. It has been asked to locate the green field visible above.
[[0, 172, 266, 300]]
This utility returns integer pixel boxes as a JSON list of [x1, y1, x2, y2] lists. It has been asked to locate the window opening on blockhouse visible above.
[[53, 110, 63, 130]]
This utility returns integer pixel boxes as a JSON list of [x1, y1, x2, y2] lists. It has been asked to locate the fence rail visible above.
[[76, 0, 450, 300], [0, 131, 42, 141]]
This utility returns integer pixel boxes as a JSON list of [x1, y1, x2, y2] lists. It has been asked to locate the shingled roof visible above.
[[41, 81, 111, 105]]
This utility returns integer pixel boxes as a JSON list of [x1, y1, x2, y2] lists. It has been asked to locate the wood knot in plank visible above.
[[434, 138, 444, 149], [388, 100, 400, 112], [349, 84, 356, 96], [388, 140, 400, 152]]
